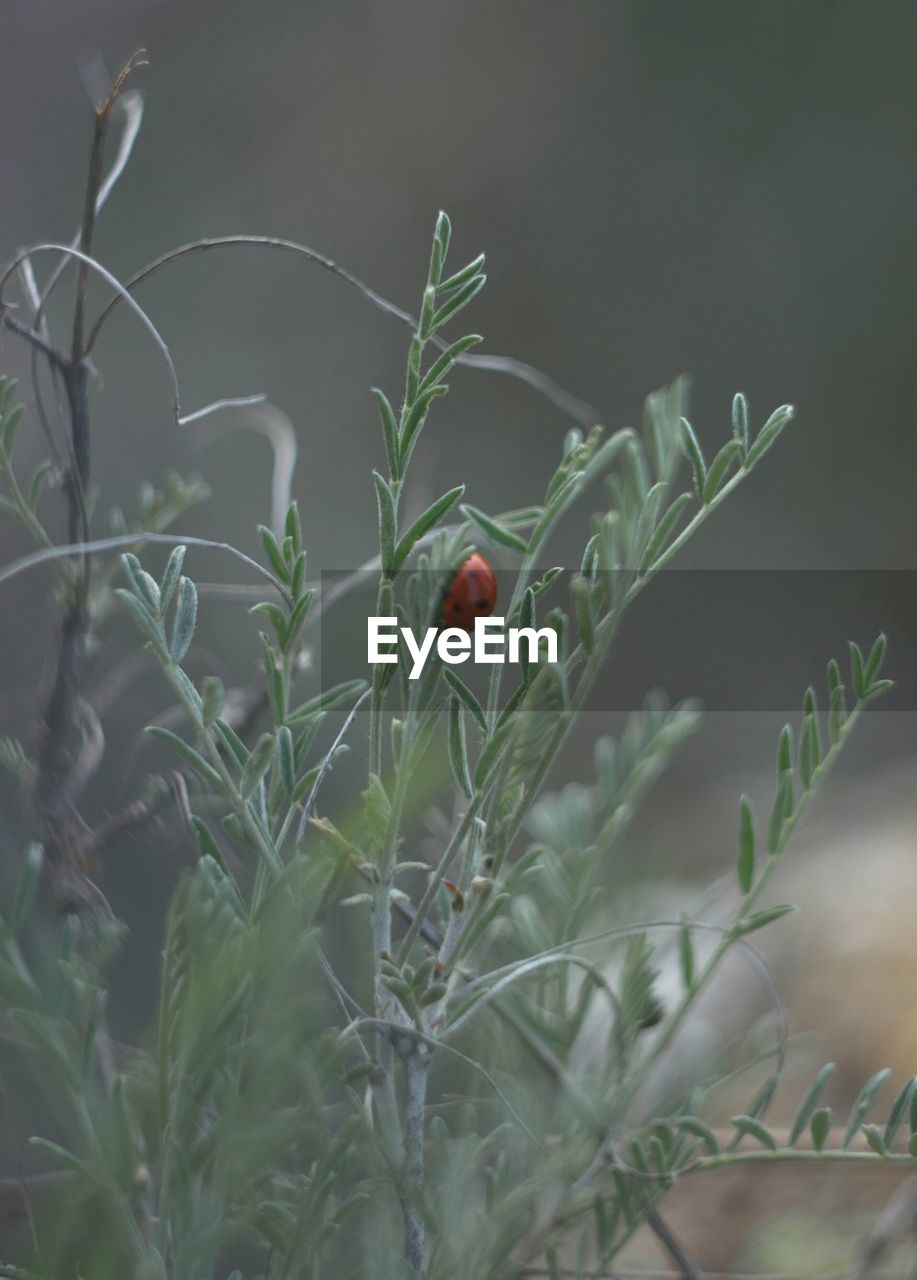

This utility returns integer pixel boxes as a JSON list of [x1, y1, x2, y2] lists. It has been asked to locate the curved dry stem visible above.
[[192, 400, 297, 538], [34, 91, 145, 323], [296, 687, 372, 844], [84, 235, 599, 426], [0, 244, 264, 427], [0, 531, 290, 600], [456, 918, 787, 1091]]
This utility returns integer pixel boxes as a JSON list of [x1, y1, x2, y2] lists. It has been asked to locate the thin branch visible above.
[[0, 244, 265, 428], [296, 687, 372, 844], [645, 1206, 704, 1280], [0, 531, 290, 599], [83, 235, 600, 426], [0, 312, 70, 371]]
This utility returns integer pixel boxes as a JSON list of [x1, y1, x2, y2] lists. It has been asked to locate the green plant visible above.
[[0, 61, 907, 1280]]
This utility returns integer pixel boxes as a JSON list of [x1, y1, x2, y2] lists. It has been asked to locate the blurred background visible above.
[[2, 1, 916, 1270]]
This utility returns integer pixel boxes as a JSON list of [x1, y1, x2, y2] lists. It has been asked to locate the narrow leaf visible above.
[[679, 417, 706, 498], [731, 1114, 777, 1151], [159, 545, 186, 612], [395, 486, 465, 570], [460, 503, 529, 554], [843, 1068, 892, 1148], [240, 732, 275, 799], [789, 1063, 835, 1146], [442, 668, 487, 734], [735, 794, 756, 893], [448, 698, 472, 798], [811, 1107, 831, 1151], [170, 576, 198, 663], [702, 439, 743, 503], [145, 726, 221, 788], [735, 904, 796, 936]]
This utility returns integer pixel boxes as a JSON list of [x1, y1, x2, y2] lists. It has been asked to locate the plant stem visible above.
[[402, 1047, 430, 1277]]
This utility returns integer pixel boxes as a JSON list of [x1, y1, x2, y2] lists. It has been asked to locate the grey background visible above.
[[1, 0, 915, 1191]]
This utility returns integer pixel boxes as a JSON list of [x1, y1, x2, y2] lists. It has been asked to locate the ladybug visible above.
[[441, 552, 497, 631]]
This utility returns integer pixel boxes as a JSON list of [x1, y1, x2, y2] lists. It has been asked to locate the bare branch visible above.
[[0, 244, 265, 429], [0, 311, 70, 371], [0, 530, 291, 599]]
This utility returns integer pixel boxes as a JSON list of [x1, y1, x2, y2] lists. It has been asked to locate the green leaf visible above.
[[776, 723, 793, 778], [766, 773, 793, 854], [395, 486, 465, 570], [145, 727, 221, 788], [215, 718, 249, 766], [240, 732, 275, 799], [258, 525, 289, 583], [862, 1124, 887, 1156], [788, 1063, 835, 1146], [843, 1068, 892, 1148], [702, 439, 743, 503], [115, 589, 169, 661], [259, 633, 286, 722], [276, 726, 295, 798], [249, 600, 289, 645], [811, 1107, 831, 1151], [676, 1115, 720, 1155], [190, 816, 223, 862], [737, 794, 755, 894], [159, 545, 186, 611], [443, 668, 487, 733], [849, 641, 866, 699], [122, 553, 161, 614], [419, 335, 483, 395], [371, 388, 401, 480], [373, 471, 397, 572], [642, 491, 693, 567], [571, 575, 594, 654], [30, 1137, 101, 1185], [399, 384, 448, 471], [864, 678, 894, 703], [679, 920, 694, 989], [284, 500, 302, 556], [1, 403, 24, 454], [679, 417, 706, 498], [884, 1075, 916, 1149], [732, 392, 749, 455], [827, 680, 848, 744], [430, 273, 486, 333], [22, 460, 46, 513], [731, 1114, 777, 1151], [865, 632, 887, 686], [10, 843, 43, 936], [448, 697, 472, 798], [200, 676, 224, 728], [361, 773, 391, 849], [473, 719, 514, 790], [744, 403, 794, 469], [288, 679, 368, 722], [170, 576, 198, 663], [460, 503, 529, 554], [437, 252, 485, 295], [734, 904, 796, 936], [286, 590, 315, 645]]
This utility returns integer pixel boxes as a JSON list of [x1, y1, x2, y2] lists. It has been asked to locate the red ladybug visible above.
[[442, 552, 497, 631]]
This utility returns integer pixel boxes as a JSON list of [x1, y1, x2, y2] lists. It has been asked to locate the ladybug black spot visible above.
[[475, 600, 488, 609], [452, 602, 461, 612]]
